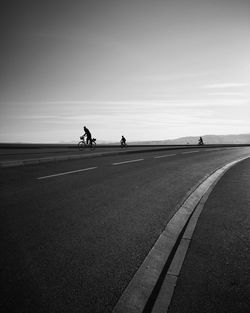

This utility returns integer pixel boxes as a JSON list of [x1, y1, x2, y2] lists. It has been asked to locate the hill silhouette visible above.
[[131, 134, 250, 145]]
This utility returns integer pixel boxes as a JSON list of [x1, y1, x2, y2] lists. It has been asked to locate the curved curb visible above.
[[112, 156, 250, 313]]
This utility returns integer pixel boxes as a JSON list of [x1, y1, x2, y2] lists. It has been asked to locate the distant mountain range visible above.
[[130, 134, 250, 145], [1, 134, 249, 146]]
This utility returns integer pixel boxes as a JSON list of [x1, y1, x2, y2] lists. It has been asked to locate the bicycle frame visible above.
[[78, 136, 96, 150]]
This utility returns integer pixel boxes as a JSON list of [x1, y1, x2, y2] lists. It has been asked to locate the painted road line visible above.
[[112, 158, 144, 166], [182, 150, 199, 154], [205, 148, 222, 151], [154, 153, 176, 159], [37, 167, 97, 180]]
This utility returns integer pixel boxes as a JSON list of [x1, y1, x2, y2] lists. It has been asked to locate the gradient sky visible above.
[[0, 0, 250, 143]]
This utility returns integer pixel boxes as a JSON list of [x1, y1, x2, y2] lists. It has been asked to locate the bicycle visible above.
[[78, 136, 96, 151], [198, 138, 204, 145], [120, 141, 127, 148]]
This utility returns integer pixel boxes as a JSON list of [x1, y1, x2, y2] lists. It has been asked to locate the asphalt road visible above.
[[1, 146, 250, 313]]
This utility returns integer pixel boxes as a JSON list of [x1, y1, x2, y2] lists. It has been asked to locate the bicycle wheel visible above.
[[90, 141, 96, 150], [78, 141, 85, 151]]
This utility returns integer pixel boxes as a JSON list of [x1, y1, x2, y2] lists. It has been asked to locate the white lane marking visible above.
[[182, 150, 199, 154], [154, 153, 176, 159], [204, 148, 222, 151], [37, 167, 97, 180], [112, 158, 144, 166]]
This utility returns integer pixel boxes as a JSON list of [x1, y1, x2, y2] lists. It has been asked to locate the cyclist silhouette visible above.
[[198, 136, 204, 145], [120, 135, 127, 147], [83, 126, 92, 146]]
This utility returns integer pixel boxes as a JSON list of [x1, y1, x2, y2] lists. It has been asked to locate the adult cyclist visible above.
[[198, 136, 204, 145], [83, 126, 92, 146], [120, 135, 127, 147]]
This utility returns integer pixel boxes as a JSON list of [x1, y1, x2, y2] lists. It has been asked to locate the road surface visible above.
[[1, 146, 250, 313]]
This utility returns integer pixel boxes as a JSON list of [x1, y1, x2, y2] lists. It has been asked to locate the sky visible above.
[[0, 0, 250, 143]]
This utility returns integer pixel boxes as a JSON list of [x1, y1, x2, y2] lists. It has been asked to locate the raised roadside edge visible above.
[[111, 156, 250, 313]]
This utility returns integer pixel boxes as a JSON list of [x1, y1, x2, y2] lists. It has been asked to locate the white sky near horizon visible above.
[[0, 0, 250, 143]]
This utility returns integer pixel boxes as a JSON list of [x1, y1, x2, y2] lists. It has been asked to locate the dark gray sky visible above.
[[0, 0, 250, 142]]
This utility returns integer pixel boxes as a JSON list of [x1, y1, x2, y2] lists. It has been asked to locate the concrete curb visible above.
[[112, 156, 250, 313]]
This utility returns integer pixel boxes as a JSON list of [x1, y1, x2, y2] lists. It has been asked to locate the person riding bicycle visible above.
[[198, 136, 204, 145], [120, 135, 127, 147], [83, 126, 92, 146]]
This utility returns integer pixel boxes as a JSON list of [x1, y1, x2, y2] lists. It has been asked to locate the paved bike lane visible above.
[[167, 157, 250, 313]]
